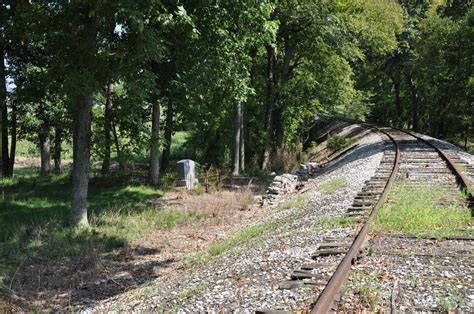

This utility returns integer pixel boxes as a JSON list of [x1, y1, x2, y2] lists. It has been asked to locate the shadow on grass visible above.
[[0, 168, 179, 310]]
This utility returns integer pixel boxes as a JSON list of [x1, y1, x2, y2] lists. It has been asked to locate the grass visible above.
[[320, 178, 347, 195], [0, 168, 203, 277], [374, 185, 473, 238], [276, 195, 307, 211], [438, 284, 465, 312], [317, 216, 360, 229], [182, 222, 276, 269], [15, 138, 73, 159], [208, 223, 274, 256], [177, 283, 209, 302], [355, 272, 381, 311]]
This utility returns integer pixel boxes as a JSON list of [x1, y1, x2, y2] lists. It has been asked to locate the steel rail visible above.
[[405, 131, 473, 202], [311, 126, 401, 313], [312, 126, 473, 313]]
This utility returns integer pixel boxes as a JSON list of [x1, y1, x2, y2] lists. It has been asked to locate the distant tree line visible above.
[[0, 0, 472, 226]]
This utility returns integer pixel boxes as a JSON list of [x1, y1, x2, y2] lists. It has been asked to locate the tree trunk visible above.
[[69, 11, 96, 227], [112, 120, 124, 170], [9, 102, 16, 175], [232, 102, 243, 175], [261, 45, 276, 170], [54, 126, 62, 175], [275, 33, 293, 152], [0, 45, 10, 177], [393, 76, 402, 127], [239, 102, 245, 172], [149, 101, 161, 185], [101, 84, 112, 175], [406, 74, 419, 132], [70, 93, 92, 226], [274, 107, 284, 151], [161, 100, 174, 172], [39, 123, 51, 176]]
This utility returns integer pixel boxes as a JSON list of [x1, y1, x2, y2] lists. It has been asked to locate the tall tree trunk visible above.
[[39, 123, 51, 176], [161, 100, 174, 172], [70, 93, 92, 226], [406, 74, 419, 132], [232, 102, 243, 175], [393, 76, 402, 127], [0, 45, 10, 177], [111, 120, 124, 170], [275, 33, 293, 152], [239, 101, 245, 172], [69, 11, 96, 227], [54, 126, 62, 175], [274, 107, 284, 151], [261, 45, 276, 170], [101, 84, 112, 175], [149, 101, 161, 185], [9, 102, 16, 175]]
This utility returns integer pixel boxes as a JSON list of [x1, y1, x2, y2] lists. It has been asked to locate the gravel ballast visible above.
[[87, 129, 385, 312]]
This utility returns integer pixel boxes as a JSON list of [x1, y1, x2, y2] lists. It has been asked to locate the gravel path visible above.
[[87, 130, 385, 312]]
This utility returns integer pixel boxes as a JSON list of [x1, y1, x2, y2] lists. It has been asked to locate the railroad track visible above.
[[312, 126, 472, 312], [267, 125, 473, 313]]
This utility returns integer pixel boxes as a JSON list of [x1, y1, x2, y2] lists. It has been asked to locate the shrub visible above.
[[327, 135, 353, 152]]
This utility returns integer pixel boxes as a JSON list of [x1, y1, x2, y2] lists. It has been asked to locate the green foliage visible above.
[[327, 135, 354, 152], [375, 186, 473, 238]]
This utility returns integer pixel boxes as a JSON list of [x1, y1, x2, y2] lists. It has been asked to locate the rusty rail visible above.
[[406, 131, 473, 202], [311, 126, 401, 313], [312, 125, 474, 312]]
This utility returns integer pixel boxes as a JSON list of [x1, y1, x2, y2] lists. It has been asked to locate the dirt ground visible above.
[[0, 189, 270, 311]]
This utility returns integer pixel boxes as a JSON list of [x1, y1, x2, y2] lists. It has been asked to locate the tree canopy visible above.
[[0, 0, 472, 225]]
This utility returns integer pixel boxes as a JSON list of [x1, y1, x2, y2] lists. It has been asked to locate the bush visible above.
[[327, 135, 353, 152]]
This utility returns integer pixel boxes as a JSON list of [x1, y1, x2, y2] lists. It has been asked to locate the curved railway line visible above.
[[311, 125, 473, 312], [272, 125, 474, 313]]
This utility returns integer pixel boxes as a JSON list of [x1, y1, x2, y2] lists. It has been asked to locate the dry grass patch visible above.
[[162, 189, 254, 217]]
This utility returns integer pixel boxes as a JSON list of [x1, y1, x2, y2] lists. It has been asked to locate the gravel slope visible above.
[[86, 130, 385, 312]]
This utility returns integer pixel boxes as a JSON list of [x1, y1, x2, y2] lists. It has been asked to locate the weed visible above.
[[410, 275, 422, 288], [181, 222, 276, 269], [208, 223, 274, 256], [320, 178, 347, 195], [317, 216, 359, 229], [375, 186, 472, 238], [276, 195, 307, 211], [181, 252, 207, 269], [178, 283, 209, 302], [355, 272, 381, 310], [193, 183, 205, 195], [438, 285, 464, 312]]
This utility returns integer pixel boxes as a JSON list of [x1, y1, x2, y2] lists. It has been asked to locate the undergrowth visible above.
[[327, 135, 354, 152], [375, 185, 472, 238], [0, 169, 201, 277]]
